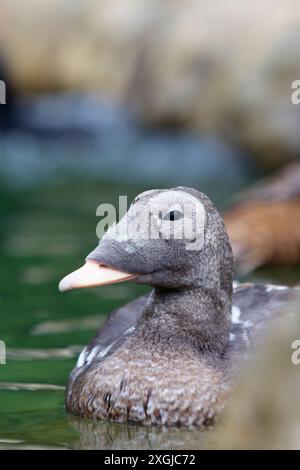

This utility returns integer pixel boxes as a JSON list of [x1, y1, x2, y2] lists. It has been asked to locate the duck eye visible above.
[[164, 210, 183, 221]]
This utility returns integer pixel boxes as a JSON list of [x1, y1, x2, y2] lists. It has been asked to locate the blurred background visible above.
[[1, 0, 300, 449]]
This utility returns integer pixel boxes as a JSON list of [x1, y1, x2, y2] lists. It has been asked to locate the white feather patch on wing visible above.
[[231, 305, 241, 324]]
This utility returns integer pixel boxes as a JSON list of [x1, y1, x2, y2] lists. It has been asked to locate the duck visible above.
[[224, 163, 300, 274], [59, 187, 296, 427]]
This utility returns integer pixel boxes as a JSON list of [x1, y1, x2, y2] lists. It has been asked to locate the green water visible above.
[[0, 178, 299, 450]]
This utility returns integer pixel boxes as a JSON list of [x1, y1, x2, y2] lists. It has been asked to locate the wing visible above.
[[71, 295, 148, 371], [226, 282, 299, 360]]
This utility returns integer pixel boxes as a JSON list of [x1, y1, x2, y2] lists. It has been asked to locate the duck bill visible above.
[[59, 260, 136, 292]]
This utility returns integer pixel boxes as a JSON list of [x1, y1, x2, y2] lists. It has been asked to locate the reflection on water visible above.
[[68, 416, 210, 450]]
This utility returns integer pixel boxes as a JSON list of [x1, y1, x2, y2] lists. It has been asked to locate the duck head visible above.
[[59, 187, 233, 296]]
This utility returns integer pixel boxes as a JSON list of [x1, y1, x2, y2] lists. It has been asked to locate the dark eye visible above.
[[164, 210, 183, 221]]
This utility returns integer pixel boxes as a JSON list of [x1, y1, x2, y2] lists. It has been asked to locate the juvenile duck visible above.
[[59, 187, 295, 427]]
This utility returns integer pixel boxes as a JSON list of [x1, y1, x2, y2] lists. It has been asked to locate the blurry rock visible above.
[[1, 0, 300, 167], [0, 0, 158, 96], [224, 164, 300, 274], [212, 298, 300, 449]]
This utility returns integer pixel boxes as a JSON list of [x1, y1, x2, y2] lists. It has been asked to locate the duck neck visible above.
[[136, 286, 232, 359]]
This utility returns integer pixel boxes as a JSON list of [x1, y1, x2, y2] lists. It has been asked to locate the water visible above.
[[0, 95, 299, 449]]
